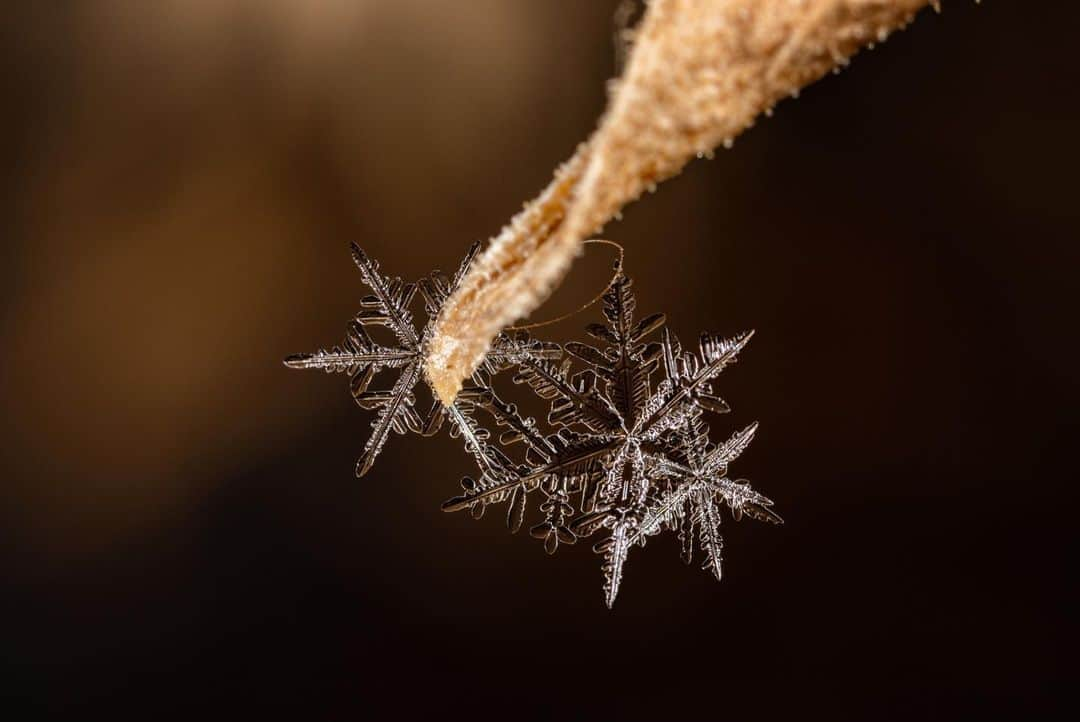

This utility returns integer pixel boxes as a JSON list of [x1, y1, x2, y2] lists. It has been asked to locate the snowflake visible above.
[[287, 244, 781, 607], [284, 243, 558, 476]]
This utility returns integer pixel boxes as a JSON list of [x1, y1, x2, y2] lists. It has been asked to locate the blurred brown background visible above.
[[2, 1, 1076, 718]]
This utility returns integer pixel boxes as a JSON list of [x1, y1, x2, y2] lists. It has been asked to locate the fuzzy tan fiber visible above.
[[425, 0, 932, 404]]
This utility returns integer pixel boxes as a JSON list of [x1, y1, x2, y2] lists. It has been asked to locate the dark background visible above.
[[2, 1, 1075, 718]]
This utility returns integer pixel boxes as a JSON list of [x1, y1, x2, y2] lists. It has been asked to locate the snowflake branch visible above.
[[355, 361, 421, 477], [350, 243, 418, 348]]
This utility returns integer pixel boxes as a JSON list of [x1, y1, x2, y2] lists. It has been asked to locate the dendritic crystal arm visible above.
[[634, 482, 694, 539], [564, 273, 665, 427], [441, 434, 614, 514], [704, 422, 759, 476], [483, 332, 563, 373], [459, 386, 556, 462], [599, 517, 635, 609], [283, 321, 413, 374], [513, 357, 621, 433], [418, 242, 481, 318], [693, 487, 725, 581], [642, 331, 754, 433], [350, 243, 418, 348], [445, 403, 515, 484], [355, 361, 422, 477]]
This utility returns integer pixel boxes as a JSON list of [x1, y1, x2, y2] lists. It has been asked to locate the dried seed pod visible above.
[[425, 0, 931, 405]]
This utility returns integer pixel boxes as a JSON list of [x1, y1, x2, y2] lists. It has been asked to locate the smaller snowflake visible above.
[[284, 243, 558, 476]]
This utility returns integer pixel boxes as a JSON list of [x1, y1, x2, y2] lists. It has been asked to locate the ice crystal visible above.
[[284, 243, 559, 476], [287, 244, 781, 607]]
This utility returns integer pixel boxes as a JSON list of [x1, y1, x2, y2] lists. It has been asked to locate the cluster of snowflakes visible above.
[[286, 243, 781, 607]]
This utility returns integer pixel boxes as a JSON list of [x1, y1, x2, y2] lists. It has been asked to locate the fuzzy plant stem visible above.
[[424, 0, 935, 405]]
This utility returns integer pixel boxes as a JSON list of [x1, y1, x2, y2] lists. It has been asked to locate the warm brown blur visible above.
[[3, 0, 615, 552], [3, 1, 1075, 718]]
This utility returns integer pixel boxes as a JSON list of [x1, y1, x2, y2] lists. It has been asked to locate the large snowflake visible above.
[[287, 244, 781, 607]]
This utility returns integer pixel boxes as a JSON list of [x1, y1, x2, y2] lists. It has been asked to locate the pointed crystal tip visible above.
[[283, 353, 314, 369], [355, 450, 377, 478]]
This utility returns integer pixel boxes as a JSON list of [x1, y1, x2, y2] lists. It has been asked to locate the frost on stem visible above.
[[424, 0, 933, 405]]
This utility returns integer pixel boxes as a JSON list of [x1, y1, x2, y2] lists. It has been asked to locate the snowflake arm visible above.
[[350, 243, 419, 347], [693, 486, 724, 581], [633, 482, 693, 539], [512, 358, 621, 432], [417, 242, 481, 317], [441, 433, 613, 515], [354, 360, 422, 477], [564, 273, 665, 427], [598, 516, 636, 609], [283, 321, 413, 374], [459, 385, 556, 462], [702, 421, 758, 476], [641, 329, 753, 434], [715, 477, 784, 525], [484, 332, 563, 373]]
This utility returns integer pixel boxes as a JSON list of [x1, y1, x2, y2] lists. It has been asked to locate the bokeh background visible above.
[[3, 1, 1075, 718]]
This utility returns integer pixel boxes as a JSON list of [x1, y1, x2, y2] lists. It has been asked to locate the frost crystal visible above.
[[285, 243, 558, 477], [287, 244, 781, 607]]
